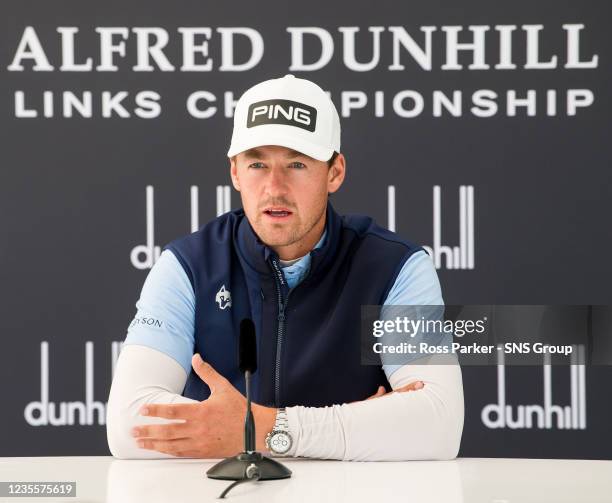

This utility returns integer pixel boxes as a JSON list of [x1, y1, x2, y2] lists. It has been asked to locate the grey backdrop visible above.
[[1, 0, 610, 458]]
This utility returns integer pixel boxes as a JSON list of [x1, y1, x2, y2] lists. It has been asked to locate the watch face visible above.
[[269, 431, 292, 454]]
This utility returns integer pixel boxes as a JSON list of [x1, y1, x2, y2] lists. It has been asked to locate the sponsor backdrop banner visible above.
[[1, 0, 610, 458]]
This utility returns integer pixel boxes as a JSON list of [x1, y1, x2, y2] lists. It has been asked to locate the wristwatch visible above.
[[264, 408, 293, 456]]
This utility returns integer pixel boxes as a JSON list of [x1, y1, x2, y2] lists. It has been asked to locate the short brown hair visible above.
[[327, 151, 339, 168]]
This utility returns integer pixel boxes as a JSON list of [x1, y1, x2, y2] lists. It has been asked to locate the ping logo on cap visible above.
[[247, 99, 317, 132]]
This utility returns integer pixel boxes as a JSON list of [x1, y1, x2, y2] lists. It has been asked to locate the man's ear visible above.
[[229, 157, 241, 191], [327, 152, 346, 194]]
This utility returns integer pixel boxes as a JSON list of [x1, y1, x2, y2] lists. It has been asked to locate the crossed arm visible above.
[[106, 343, 463, 460]]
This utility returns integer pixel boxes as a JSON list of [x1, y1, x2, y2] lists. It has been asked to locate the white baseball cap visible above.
[[227, 74, 341, 162]]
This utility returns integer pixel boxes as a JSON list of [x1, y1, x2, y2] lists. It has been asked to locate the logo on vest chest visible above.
[[215, 284, 232, 310]]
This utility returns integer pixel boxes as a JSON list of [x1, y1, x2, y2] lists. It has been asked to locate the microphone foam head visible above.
[[239, 318, 258, 373]]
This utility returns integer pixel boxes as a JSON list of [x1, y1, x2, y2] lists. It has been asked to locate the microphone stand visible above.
[[207, 369, 292, 497], [244, 369, 255, 453]]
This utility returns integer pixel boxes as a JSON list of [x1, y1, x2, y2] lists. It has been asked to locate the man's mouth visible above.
[[263, 207, 293, 219]]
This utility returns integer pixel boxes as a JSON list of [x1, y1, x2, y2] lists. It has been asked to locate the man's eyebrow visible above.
[[242, 148, 266, 159], [284, 149, 306, 159], [241, 148, 307, 160]]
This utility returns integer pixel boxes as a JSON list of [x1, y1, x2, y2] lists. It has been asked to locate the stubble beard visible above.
[[255, 204, 325, 249]]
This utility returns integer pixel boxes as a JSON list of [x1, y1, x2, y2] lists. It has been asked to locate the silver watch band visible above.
[[275, 407, 289, 431]]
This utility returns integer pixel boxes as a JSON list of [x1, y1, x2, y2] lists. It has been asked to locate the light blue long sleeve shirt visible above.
[[124, 228, 444, 380]]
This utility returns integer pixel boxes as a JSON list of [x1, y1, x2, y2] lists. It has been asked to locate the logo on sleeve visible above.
[[129, 317, 163, 329], [247, 99, 317, 132], [215, 284, 232, 310]]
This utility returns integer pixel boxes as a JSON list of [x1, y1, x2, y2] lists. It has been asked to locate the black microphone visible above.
[[239, 318, 257, 453], [239, 318, 257, 373], [207, 317, 291, 497]]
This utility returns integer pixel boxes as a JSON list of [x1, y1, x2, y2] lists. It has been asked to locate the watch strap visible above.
[[274, 407, 289, 432]]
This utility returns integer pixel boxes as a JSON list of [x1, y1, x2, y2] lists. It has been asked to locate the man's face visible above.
[[229, 145, 344, 254]]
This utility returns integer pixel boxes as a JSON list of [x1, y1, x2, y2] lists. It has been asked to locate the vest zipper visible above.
[[271, 259, 291, 407]]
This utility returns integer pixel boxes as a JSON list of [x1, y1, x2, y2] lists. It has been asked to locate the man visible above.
[[106, 74, 464, 460]]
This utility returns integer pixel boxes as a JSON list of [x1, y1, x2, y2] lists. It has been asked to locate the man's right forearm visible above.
[[106, 344, 197, 459]]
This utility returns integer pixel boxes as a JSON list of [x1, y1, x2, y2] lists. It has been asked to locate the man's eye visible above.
[[249, 162, 265, 169], [290, 162, 306, 169]]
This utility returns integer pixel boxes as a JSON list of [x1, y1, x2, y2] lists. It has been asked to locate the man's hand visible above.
[[131, 353, 276, 458]]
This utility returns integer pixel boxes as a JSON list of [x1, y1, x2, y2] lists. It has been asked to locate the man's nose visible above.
[[264, 166, 289, 195]]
